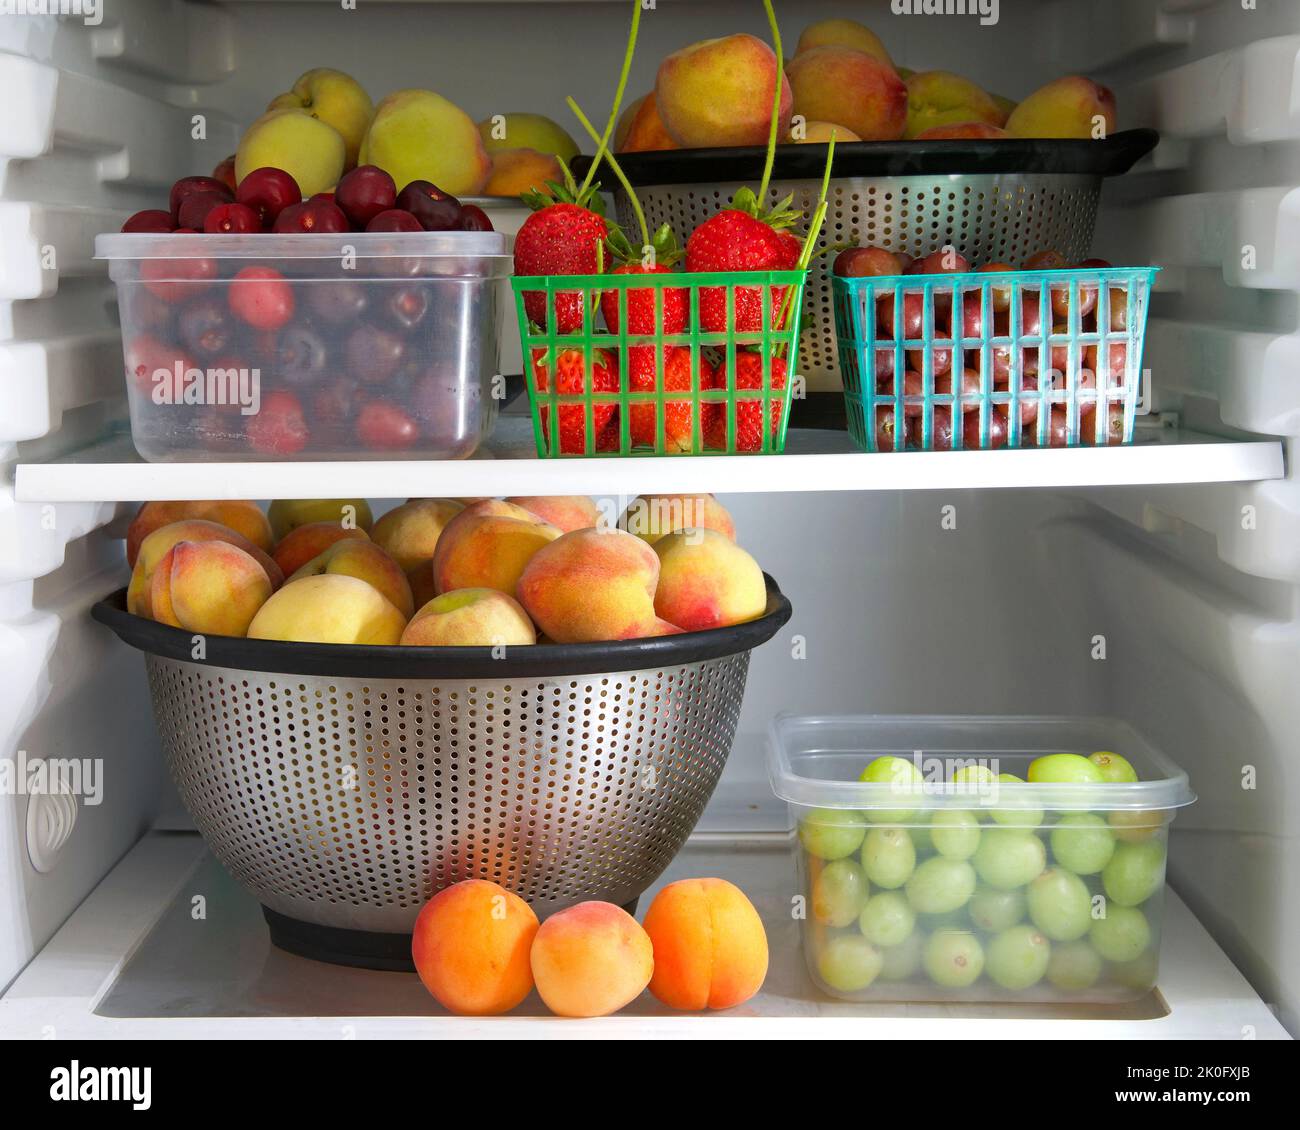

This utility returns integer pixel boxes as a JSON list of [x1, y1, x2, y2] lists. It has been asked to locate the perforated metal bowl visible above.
[[94, 582, 790, 969]]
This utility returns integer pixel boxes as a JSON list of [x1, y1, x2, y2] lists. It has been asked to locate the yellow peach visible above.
[[400, 588, 536, 647], [148, 540, 272, 637], [621, 493, 735, 545], [267, 498, 373, 541], [905, 71, 1006, 140], [791, 120, 862, 143], [272, 521, 369, 578], [431, 500, 561, 596], [652, 529, 767, 632], [616, 91, 679, 153], [788, 47, 907, 142], [504, 496, 600, 533], [126, 500, 272, 568], [369, 498, 465, 574], [1006, 76, 1117, 140], [794, 17, 893, 69], [478, 113, 579, 163], [289, 538, 414, 619], [246, 574, 406, 645], [128, 519, 283, 619]]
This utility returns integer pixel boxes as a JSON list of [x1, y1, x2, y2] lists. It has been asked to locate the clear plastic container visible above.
[[768, 715, 1195, 1004], [96, 231, 512, 461]]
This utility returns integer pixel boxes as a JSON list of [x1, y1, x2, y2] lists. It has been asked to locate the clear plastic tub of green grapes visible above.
[[768, 715, 1195, 1005]]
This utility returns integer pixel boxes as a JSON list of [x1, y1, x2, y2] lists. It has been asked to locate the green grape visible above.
[[1046, 940, 1103, 991], [1102, 839, 1165, 907], [931, 810, 981, 859], [1027, 753, 1104, 784], [1108, 948, 1159, 991], [969, 884, 1027, 932], [1108, 808, 1164, 843], [989, 772, 1044, 828], [986, 925, 1051, 991], [861, 826, 916, 889], [858, 891, 916, 947], [923, 928, 985, 988], [1089, 750, 1139, 783], [877, 931, 923, 981], [1089, 905, 1150, 962], [858, 755, 925, 823], [908, 823, 934, 857], [972, 828, 1046, 890], [799, 807, 866, 861], [816, 933, 883, 993], [1049, 813, 1116, 875], [951, 764, 997, 787], [1026, 867, 1092, 941], [811, 859, 869, 927], [906, 856, 976, 915]]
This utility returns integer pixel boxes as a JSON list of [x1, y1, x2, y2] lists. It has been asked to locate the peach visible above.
[[128, 519, 282, 619], [359, 89, 491, 197], [788, 47, 907, 142], [246, 574, 406, 645], [621, 493, 735, 545], [127, 500, 272, 567], [616, 92, 679, 153], [643, 878, 768, 1011], [1006, 76, 1117, 140], [653, 529, 767, 632], [516, 529, 661, 643], [411, 880, 539, 1016], [400, 588, 536, 647], [148, 540, 273, 637], [791, 120, 862, 143], [272, 521, 369, 577], [431, 500, 561, 597], [656, 34, 792, 149], [504, 496, 600, 534], [408, 562, 438, 614], [483, 148, 564, 198], [905, 71, 1006, 140], [794, 17, 893, 69], [289, 538, 414, 619], [268, 68, 373, 171], [369, 498, 465, 574], [530, 902, 653, 1018], [915, 122, 1010, 140], [477, 112, 578, 163], [267, 498, 373, 541]]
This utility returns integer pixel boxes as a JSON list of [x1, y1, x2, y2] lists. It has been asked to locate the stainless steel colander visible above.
[[95, 582, 790, 968]]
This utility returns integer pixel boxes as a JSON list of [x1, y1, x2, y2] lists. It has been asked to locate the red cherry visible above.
[[169, 175, 232, 221], [140, 253, 218, 303], [357, 401, 420, 450], [228, 265, 295, 330], [123, 334, 196, 394], [176, 191, 229, 232], [121, 209, 174, 233], [366, 209, 422, 233], [246, 390, 309, 455], [396, 180, 462, 230], [272, 199, 349, 234], [235, 167, 301, 229], [335, 165, 397, 229], [203, 202, 261, 234], [457, 204, 494, 232]]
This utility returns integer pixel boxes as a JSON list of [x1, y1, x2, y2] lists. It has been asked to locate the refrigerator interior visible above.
[[0, 0, 1296, 1037]]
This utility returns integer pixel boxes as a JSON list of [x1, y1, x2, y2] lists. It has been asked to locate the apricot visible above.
[[272, 521, 369, 577], [504, 495, 600, 533], [1006, 76, 1117, 140], [267, 498, 373, 541], [616, 92, 679, 153], [792, 120, 862, 143], [128, 519, 282, 619], [530, 902, 653, 1018], [432, 500, 562, 596], [148, 540, 272, 637], [794, 17, 893, 68], [656, 34, 792, 149], [401, 588, 536, 647], [369, 498, 465, 574], [127, 500, 272, 567], [411, 880, 539, 1016], [643, 878, 768, 1011], [483, 148, 564, 198], [246, 573, 406, 645], [289, 538, 414, 619], [621, 493, 735, 545], [788, 47, 907, 142], [904, 71, 1006, 139], [653, 529, 767, 632], [516, 528, 661, 643]]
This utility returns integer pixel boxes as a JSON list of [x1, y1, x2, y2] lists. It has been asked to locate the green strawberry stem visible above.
[[757, 0, 785, 209], [773, 132, 837, 350], [569, 96, 650, 253], [577, 0, 643, 199]]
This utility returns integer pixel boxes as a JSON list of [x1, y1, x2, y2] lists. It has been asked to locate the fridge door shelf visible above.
[[0, 831, 1286, 1039]]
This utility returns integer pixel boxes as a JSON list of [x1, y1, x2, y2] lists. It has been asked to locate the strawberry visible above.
[[601, 223, 687, 336], [627, 346, 716, 452], [531, 346, 620, 454], [686, 188, 801, 334], [514, 162, 610, 333], [706, 350, 789, 453]]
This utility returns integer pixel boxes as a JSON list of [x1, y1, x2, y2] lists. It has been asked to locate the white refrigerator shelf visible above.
[[0, 831, 1286, 1040]]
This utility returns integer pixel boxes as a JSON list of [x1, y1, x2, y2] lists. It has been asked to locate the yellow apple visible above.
[[268, 68, 373, 170], [359, 89, 490, 196], [235, 108, 345, 197]]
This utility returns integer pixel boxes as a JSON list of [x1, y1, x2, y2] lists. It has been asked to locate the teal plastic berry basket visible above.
[[833, 266, 1158, 452], [513, 269, 808, 457]]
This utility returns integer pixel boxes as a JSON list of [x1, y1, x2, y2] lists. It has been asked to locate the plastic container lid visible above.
[[768, 713, 1196, 813]]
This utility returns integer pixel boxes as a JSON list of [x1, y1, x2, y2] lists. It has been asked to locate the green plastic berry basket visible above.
[[512, 269, 808, 457]]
